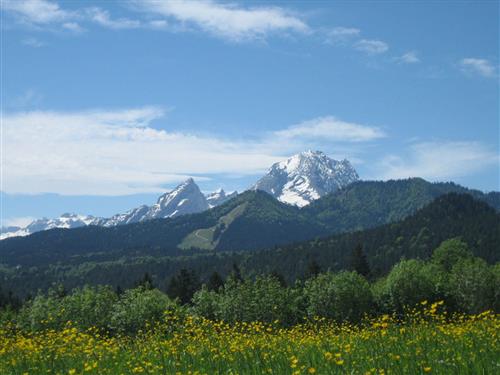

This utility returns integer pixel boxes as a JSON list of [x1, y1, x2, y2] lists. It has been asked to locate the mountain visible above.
[[302, 178, 500, 234], [253, 150, 359, 207], [2, 193, 498, 297], [206, 189, 238, 208], [2, 178, 499, 269], [0, 214, 100, 240], [0, 190, 325, 267], [242, 193, 500, 279], [0, 179, 235, 239]]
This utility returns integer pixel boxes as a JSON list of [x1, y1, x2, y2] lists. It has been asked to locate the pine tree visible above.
[[135, 272, 154, 290], [207, 271, 224, 291], [270, 270, 287, 287], [230, 263, 243, 283], [350, 243, 370, 278], [306, 260, 321, 279], [166, 269, 201, 304]]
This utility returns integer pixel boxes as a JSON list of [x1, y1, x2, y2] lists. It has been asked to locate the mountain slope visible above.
[[253, 150, 359, 207], [2, 193, 498, 297], [0, 191, 325, 267], [1, 178, 498, 268], [305, 178, 500, 233], [241, 192, 500, 278]]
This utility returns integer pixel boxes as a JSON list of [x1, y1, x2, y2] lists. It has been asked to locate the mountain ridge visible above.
[[1, 178, 499, 268]]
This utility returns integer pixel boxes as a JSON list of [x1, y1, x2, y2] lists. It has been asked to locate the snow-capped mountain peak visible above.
[[146, 178, 209, 219], [253, 150, 359, 207], [1, 179, 238, 240], [206, 188, 238, 208]]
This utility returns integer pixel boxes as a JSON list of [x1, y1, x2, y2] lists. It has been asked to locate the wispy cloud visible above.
[[377, 141, 499, 181], [8, 88, 43, 108], [2, 0, 72, 25], [62, 22, 85, 33], [274, 116, 386, 142], [3, 108, 383, 195], [397, 51, 420, 64], [21, 37, 45, 47], [87, 7, 141, 30], [131, 0, 309, 41], [324, 26, 360, 44], [354, 39, 389, 54], [459, 58, 497, 78]]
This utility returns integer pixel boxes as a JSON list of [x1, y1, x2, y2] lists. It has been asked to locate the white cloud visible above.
[[2, 108, 383, 195], [397, 51, 420, 64], [87, 7, 141, 29], [354, 39, 389, 54], [62, 22, 85, 33], [329, 27, 360, 37], [275, 116, 386, 142], [2, 107, 280, 195], [377, 141, 499, 181], [2, 0, 72, 24], [21, 37, 45, 47], [459, 58, 496, 78], [325, 26, 360, 44], [132, 0, 309, 41], [148, 20, 168, 29]]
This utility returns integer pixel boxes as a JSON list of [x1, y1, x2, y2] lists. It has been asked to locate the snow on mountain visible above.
[[253, 150, 359, 207], [206, 188, 238, 208], [141, 178, 209, 220], [1, 179, 237, 239], [0, 213, 100, 240], [1, 151, 357, 239]]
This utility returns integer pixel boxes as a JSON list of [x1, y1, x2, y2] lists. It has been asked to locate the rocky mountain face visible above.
[[0, 179, 234, 239], [253, 150, 359, 207], [206, 189, 238, 208], [1, 150, 360, 239]]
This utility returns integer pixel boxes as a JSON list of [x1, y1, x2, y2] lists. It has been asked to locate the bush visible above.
[[375, 259, 441, 313], [16, 285, 118, 331], [432, 238, 473, 271], [303, 271, 373, 322], [193, 275, 304, 325], [110, 286, 178, 334], [448, 258, 496, 314]]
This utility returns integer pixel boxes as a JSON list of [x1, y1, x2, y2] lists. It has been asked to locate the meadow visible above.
[[1, 302, 498, 375]]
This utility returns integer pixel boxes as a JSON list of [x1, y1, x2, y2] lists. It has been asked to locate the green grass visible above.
[[179, 203, 247, 250]]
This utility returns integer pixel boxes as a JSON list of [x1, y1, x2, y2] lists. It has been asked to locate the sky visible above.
[[1, 0, 499, 227]]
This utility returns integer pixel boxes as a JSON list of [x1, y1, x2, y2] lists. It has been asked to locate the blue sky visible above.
[[1, 0, 499, 226]]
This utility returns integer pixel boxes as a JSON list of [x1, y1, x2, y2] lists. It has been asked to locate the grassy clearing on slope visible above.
[[179, 203, 248, 250]]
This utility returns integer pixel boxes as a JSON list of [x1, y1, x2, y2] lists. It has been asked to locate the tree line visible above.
[[1, 238, 498, 334]]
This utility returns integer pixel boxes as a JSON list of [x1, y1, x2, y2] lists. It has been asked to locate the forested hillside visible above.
[[1, 178, 498, 269], [1, 193, 498, 297]]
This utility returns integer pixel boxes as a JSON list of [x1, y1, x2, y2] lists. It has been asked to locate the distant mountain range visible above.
[[0, 179, 238, 240], [1, 177, 498, 268], [1, 192, 498, 297], [0, 151, 354, 239]]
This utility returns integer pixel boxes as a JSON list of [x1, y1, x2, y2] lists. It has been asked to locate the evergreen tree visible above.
[[135, 272, 154, 290], [206, 271, 224, 291], [166, 268, 201, 304], [350, 243, 371, 277], [270, 270, 287, 288], [230, 263, 243, 283], [306, 260, 321, 279]]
